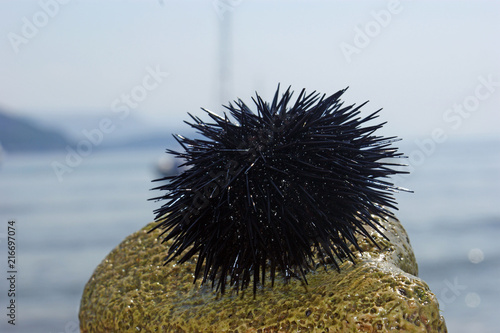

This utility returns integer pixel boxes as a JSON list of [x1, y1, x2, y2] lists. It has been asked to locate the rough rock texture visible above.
[[80, 216, 447, 332]]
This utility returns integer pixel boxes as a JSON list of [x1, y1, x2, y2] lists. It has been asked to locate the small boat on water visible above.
[[155, 155, 185, 177], [0, 143, 4, 166]]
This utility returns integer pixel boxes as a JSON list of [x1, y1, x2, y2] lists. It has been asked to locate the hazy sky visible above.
[[0, 0, 499, 139]]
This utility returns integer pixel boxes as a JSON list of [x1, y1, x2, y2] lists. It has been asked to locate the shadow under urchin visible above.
[[150, 85, 409, 294]]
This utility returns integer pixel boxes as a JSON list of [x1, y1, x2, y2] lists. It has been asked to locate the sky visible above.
[[0, 0, 499, 140]]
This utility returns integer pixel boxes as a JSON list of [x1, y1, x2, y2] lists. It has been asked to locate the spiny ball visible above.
[[150, 86, 408, 294]]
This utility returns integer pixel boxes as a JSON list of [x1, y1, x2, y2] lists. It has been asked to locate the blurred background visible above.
[[0, 0, 499, 332]]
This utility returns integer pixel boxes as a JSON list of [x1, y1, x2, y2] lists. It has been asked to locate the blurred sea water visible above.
[[0, 137, 498, 332]]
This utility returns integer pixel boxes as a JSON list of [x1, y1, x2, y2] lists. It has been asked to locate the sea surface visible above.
[[0, 137, 498, 332]]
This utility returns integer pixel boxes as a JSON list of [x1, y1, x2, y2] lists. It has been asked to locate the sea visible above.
[[0, 137, 498, 333]]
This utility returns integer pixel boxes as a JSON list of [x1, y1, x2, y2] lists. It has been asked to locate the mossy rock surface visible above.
[[79, 216, 447, 332]]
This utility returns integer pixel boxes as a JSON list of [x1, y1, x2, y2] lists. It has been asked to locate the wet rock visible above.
[[80, 216, 447, 332]]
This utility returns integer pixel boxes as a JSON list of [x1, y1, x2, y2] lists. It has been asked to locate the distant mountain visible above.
[[0, 111, 73, 153], [0, 110, 200, 154], [30, 112, 191, 149]]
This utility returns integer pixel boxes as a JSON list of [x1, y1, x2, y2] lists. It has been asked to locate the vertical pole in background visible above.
[[218, 10, 233, 107]]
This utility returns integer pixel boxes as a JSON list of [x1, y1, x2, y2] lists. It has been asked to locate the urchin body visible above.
[[151, 86, 407, 293]]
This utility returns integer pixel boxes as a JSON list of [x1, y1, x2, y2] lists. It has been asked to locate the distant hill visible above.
[[28, 112, 192, 150], [0, 111, 73, 153], [0, 110, 202, 154]]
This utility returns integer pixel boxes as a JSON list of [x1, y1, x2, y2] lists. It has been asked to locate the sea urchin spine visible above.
[[150, 86, 409, 294]]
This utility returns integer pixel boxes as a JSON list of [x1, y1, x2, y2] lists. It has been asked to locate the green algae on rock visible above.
[[79, 216, 447, 332]]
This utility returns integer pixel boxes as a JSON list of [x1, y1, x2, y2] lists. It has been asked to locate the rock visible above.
[[79, 216, 447, 332]]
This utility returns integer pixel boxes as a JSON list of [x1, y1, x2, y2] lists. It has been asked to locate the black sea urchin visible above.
[[150, 86, 409, 294]]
